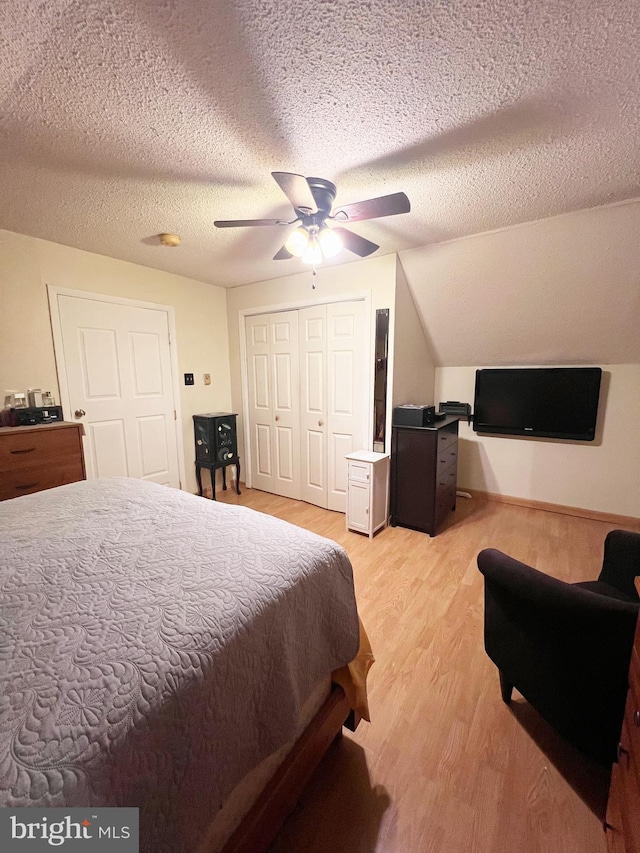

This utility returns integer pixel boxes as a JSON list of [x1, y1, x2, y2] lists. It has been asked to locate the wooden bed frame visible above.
[[215, 684, 356, 853]]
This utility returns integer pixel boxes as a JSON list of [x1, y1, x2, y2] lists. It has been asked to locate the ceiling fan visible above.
[[214, 172, 410, 264]]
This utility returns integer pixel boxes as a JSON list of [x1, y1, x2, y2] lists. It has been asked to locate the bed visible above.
[[0, 478, 368, 852]]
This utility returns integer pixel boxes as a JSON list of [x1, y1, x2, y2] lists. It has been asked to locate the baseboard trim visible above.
[[463, 489, 640, 531]]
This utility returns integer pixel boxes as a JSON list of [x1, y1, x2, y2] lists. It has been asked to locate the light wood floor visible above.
[[216, 485, 623, 853]]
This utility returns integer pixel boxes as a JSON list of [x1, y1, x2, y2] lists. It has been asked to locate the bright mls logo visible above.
[[0, 809, 138, 851]]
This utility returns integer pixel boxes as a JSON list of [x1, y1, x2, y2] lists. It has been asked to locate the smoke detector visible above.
[[159, 233, 181, 247]]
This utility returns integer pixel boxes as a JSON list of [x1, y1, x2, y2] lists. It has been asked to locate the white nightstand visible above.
[[345, 450, 390, 538]]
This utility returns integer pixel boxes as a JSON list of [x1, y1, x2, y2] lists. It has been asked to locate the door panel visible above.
[[270, 312, 300, 499], [255, 423, 272, 476], [58, 295, 180, 488], [90, 419, 128, 479], [326, 301, 368, 512], [138, 415, 169, 478], [299, 305, 327, 507], [246, 315, 274, 493], [129, 332, 164, 396], [273, 352, 294, 411]]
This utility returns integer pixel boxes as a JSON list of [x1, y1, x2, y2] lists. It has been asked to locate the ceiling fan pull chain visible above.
[[311, 266, 317, 289]]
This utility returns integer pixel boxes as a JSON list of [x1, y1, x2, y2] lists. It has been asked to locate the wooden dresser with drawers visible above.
[[0, 422, 86, 502], [389, 415, 459, 537]]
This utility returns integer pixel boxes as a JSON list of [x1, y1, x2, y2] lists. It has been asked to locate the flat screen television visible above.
[[473, 367, 602, 441]]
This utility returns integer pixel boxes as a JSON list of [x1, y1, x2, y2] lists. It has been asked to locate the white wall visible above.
[[435, 364, 640, 517], [226, 254, 397, 465], [399, 200, 640, 368], [0, 229, 232, 494]]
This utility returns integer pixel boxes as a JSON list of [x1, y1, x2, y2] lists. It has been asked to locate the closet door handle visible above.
[[318, 420, 324, 427], [275, 415, 280, 422]]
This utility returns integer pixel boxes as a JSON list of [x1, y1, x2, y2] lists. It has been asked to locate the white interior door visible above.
[[270, 312, 300, 499], [246, 311, 301, 500], [244, 300, 367, 511], [246, 314, 275, 494], [327, 301, 368, 512], [56, 294, 181, 487], [299, 305, 328, 507]]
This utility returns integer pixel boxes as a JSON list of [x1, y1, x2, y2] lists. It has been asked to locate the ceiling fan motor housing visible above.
[[305, 177, 337, 215]]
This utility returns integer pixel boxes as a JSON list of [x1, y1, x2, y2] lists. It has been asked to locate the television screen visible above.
[[473, 367, 602, 441]]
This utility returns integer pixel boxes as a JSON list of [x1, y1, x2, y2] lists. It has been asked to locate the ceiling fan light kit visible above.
[[214, 172, 410, 270], [285, 223, 344, 263], [284, 226, 310, 258]]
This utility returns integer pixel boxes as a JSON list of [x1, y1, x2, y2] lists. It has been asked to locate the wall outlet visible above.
[[204, 373, 211, 386], [184, 373, 194, 386]]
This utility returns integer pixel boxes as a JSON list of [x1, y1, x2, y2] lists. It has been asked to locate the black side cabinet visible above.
[[390, 416, 459, 536], [193, 412, 241, 500]]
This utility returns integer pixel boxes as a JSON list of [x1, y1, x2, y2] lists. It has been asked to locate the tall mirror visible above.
[[373, 309, 390, 452]]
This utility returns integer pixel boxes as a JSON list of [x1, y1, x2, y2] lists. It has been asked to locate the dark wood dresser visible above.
[[606, 593, 640, 852], [390, 415, 459, 537], [0, 422, 86, 501]]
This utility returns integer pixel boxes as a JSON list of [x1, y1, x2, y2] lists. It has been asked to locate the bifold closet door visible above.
[[299, 305, 328, 507], [246, 312, 300, 499], [246, 301, 368, 511]]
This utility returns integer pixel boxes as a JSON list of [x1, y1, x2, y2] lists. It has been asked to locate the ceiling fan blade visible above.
[[333, 191, 410, 223], [214, 218, 289, 228], [271, 172, 318, 214], [332, 227, 379, 258], [273, 245, 293, 260]]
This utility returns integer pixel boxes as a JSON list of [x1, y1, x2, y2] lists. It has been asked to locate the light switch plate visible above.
[[204, 373, 211, 386], [184, 373, 194, 386]]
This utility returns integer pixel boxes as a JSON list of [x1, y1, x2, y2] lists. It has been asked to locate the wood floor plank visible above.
[[215, 486, 621, 853]]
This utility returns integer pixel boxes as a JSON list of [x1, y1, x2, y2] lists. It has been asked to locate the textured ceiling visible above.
[[2, 0, 640, 302]]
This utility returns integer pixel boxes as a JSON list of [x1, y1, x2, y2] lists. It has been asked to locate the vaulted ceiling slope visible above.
[[2, 0, 640, 354]]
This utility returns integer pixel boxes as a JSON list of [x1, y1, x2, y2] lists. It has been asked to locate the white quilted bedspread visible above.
[[0, 478, 359, 851]]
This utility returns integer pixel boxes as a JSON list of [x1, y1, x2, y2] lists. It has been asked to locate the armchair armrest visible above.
[[598, 530, 640, 600]]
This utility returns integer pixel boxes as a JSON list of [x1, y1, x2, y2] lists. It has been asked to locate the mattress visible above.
[[0, 478, 360, 852]]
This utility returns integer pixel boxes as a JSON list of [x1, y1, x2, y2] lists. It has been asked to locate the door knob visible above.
[[275, 415, 280, 421], [318, 419, 324, 427], [74, 409, 86, 419]]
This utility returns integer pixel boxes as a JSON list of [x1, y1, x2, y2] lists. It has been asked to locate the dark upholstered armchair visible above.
[[478, 530, 640, 765]]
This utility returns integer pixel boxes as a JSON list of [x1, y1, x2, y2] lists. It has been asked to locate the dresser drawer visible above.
[[436, 485, 457, 527], [437, 441, 458, 473], [435, 461, 457, 495], [0, 426, 82, 472], [436, 422, 458, 452], [0, 459, 86, 501]]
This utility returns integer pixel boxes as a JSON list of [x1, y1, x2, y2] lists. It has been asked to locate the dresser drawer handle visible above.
[[10, 447, 36, 454], [634, 709, 640, 727], [15, 482, 39, 490]]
